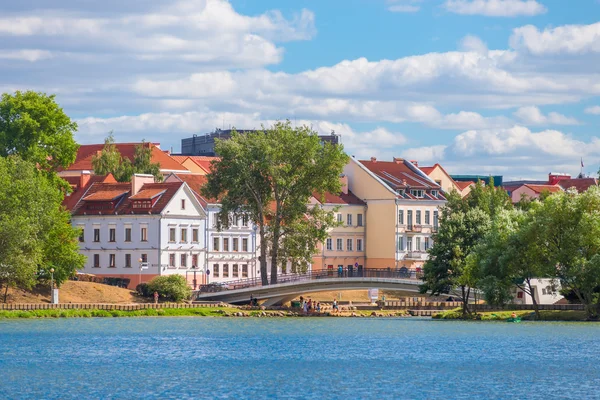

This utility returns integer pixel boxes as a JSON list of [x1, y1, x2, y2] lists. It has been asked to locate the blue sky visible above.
[[1, 0, 599, 179]]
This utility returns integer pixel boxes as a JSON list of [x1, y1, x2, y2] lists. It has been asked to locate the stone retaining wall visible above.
[[0, 302, 224, 311]]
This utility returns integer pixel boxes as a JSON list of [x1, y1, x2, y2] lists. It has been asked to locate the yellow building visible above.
[[343, 157, 447, 271], [419, 163, 473, 198]]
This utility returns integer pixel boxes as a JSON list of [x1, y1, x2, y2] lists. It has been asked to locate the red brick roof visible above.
[[72, 182, 184, 215], [165, 174, 212, 207], [419, 166, 435, 175], [525, 184, 562, 194], [313, 191, 365, 205], [188, 156, 219, 173], [455, 181, 474, 190], [130, 188, 167, 200], [65, 143, 187, 172], [558, 178, 598, 193], [62, 174, 117, 211], [83, 189, 129, 202]]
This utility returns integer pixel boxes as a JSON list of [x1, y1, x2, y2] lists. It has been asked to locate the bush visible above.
[[147, 275, 191, 302], [136, 283, 151, 297]]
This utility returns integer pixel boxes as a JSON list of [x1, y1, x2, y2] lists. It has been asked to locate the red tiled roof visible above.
[[188, 156, 219, 173], [166, 174, 212, 207], [72, 182, 184, 216], [525, 184, 562, 194], [130, 188, 166, 200], [360, 159, 440, 190], [455, 181, 474, 190], [66, 143, 187, 172], [558, 178, 598, 193], [62, 174, 117, 211], [83, 190, 129, 202], [313, 191, 365, 205], [419, 166, 435, 175]]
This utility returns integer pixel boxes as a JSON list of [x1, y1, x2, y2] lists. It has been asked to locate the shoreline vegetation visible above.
[[0, 306, 592, 321]]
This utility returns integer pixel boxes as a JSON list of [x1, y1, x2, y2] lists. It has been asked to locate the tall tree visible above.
[[92, 134, 162, 182], [202, 121, 348, 285], [0, 91, 79, 171], [0, 156, 85, 301]]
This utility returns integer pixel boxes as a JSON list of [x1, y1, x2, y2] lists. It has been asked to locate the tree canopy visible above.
[[92, 133, 162, 182], [0, 91, 79, 172], [0, 156, 85, 301], [202, 121, 349, 285]]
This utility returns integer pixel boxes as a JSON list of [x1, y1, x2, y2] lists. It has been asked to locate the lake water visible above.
[[1, 318, 599, 399]]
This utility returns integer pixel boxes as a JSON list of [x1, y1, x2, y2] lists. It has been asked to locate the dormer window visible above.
[[411, 189, 424, 198], [431, 190, 438, 197], [133, 200, 152, 209], [396, 189, 405, 196]]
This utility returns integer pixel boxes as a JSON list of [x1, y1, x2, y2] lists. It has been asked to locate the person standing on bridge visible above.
[[338, 265, 343, 278], [333, 299, 339, 313]]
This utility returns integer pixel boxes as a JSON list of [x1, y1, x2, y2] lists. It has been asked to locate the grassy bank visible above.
[[0, 307, 410, 319], [434, 308, 589, 321]]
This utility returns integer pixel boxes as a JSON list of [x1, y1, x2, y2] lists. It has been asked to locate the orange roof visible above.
[[525, 184, 562, 194], [130, 188, 166, 200], [455, 181, 474, 190], [66, 143, 187, 172], [313, 191, 365, 205], [166, 174, 212, 206], [83, 189, 129, 201], [187, 156, 219, 173], [419, 166, 435, 175]]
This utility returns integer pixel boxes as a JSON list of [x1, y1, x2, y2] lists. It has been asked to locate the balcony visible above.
[[406, 225, 422, 233], [406, 251, 426, 260]]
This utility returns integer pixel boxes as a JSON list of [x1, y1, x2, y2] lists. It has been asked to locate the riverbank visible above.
[[434, 308, 589, 321], [0, 307, 410, 319]]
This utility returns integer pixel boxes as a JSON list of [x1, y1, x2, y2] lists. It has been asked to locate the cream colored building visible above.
[[343, 157, 447, 271], [420, 163, 472, 198]]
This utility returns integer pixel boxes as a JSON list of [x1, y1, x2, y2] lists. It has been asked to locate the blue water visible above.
[[1, 318, 599, 399]]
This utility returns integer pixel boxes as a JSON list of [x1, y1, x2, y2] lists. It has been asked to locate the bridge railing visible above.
[[196, 268, 423, 295]]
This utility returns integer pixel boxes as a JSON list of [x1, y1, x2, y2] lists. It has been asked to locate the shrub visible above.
[[147, 275, 191, 302], [136, 283, 151, 297]]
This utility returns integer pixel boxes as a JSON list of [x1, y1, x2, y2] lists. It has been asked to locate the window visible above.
[[347, 214, 352, 226], [357, 214, 363, 227], [109, 228, 116, 242], [416, 211, 421, 225], [109, 254, 116, 268], [242, 238, 248, 252], [222, 238, 229, 252], [407, 210, 413, 227], [357, 238, 363, 252], [94, 228, 100, 242], [141, 227, 148, 242], [232, 264, 239, 278], [180, 254, 187, 268], [223, 264, 229, 278], [336, 238, 343, 251], [416, 237, 421, 252], [433, 211, 439, 230], [169, 253, 176, 268], [326, 238, 333, 251], [79, 229, 85, 243], [93, 254, 100, 268], [337, 214, 343, 223], [398, 209, 404, 225], [181, 228, 187, 243], [411, 189, 424, 198], [407, 238, 413, 252], [213, 237, 220, 251], [192, 228, 199, 242], [213, 264, 220, 277], [233, 238, 239, 252], [125, 254, 132, 268], [425, 211, 430, 225], [398, 237, 404, 251], [346, 239, 353, 251], [181, 199, 186, 209], [242, 264, 248, 278], [192, 254, 198, 268], [425, 237, 430, 251], [125, 228, 132, 242], [169, 228, 176, 242], [242, 215, 249, 227], [517, 292, 524, 299], [431, 190, 438, 197], [141, 254, 147, 263]]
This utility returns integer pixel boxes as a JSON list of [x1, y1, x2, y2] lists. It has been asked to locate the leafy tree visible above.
[[147, 275, 191, 302], [92, 134, 162, 182], [0, 156, 85, 302], [0, 91, 79, 172], [202, 121, 348, 285], [420, 191, 491, 316], [466, 178, 512, 217]]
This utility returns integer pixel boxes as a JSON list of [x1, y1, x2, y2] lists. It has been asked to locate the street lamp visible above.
[[49, 268, 55, 291]]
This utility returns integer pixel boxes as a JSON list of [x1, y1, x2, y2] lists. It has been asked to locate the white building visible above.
[[70, 174, 207, 288], [513, 279, 563, 305]]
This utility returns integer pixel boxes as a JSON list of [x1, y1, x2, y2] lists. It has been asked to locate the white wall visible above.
[[513, 279, 563, 305]]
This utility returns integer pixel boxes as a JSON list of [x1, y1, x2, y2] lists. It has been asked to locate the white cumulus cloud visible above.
[[514, 106, 580, 126], [511, 22, 600, 55], [585, 106, 600, 115], [444, 0, 547, 17]]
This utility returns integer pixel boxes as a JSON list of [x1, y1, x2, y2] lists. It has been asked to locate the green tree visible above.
[[0, 156, 85, 301], [92, 134, 162, 182], [466, 178, 512, 217], [147, 275, 191, 302], [202, 121, 348, 285], [0, 91, 79, 171]]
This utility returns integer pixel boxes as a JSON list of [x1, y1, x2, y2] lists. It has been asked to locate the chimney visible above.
[[393, 157, 403, 164], [370, 157, 377, 163], [80, 170, 91, 189], [131, 174, 155, 195], [339, 174, 349, 195]]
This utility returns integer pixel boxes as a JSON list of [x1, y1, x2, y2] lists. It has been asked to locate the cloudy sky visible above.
[[1, 0, 599, 179]]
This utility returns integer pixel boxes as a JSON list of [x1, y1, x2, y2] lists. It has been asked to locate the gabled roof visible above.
[[312, 191, 366, 206], [524, 184, 562, 194], [558, 178, 598, 193], [62, 174, 117, 211], [187, 156, 219, 173], [83, 190, 128, 202], [65, 142, 187, 172], [166, 173, 212, 207], [72, 182, 185, 216], [455, 181, 474, 190], [130, 188, 166, 200]]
